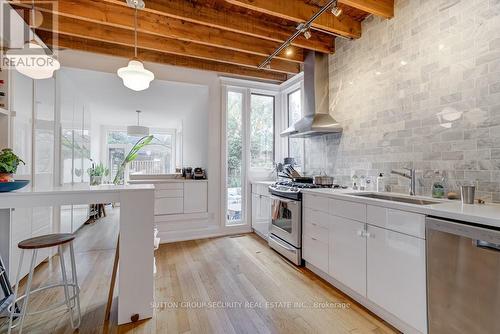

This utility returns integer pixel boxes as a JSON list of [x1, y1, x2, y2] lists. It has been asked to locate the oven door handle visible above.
[[269, 234, 297, 252], [269, 195, 299, 204]]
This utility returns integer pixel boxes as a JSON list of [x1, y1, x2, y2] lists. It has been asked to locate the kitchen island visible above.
[[0, 184, 155, 325]]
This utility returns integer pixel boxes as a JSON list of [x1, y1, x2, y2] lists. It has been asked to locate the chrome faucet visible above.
[[391, 168, 416, 196]]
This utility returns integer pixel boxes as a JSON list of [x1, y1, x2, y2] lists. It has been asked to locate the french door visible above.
[[223, 86, 276, 227]]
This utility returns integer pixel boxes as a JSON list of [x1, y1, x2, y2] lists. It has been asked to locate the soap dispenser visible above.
[[376, 173, 386, 192]]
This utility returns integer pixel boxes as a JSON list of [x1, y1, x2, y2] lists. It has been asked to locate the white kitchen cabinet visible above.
[[184, 182, 208, 214], [367, 225, 427, 334], [129, 178, 210, 243], [329, 215, 367, 296], [4, 208, 51, 280], [251, 193, 270, 239], [302, 234, 329, 272], [367, 205, 425, 239], [155, 197, 184, 215]]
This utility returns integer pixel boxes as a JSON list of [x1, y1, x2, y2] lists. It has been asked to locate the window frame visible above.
[[278, 75, 304, 167], [249, 92, 276, 171], [221, 78, 280, 228], [101, 125, 177, 178]]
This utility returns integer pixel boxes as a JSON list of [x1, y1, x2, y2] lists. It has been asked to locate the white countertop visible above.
[[251, 181, 275, 186], [0, 183, 154, 196], [301, 188, 500, 229], [128, 179, 207, 183]]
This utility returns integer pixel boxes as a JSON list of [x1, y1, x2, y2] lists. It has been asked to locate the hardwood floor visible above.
[[1, 209, 399, 334]]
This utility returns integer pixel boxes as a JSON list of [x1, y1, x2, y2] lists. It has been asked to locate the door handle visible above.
[[475, 240, 500, 252]]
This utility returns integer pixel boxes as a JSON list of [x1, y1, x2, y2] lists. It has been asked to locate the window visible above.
[[250, 94, 274, 169], [105, 129, 175, 181], [226, 91, 244, 225], [288, 89, 304, 169]]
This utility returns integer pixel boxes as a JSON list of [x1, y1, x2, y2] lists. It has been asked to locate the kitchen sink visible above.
[[349, 193, 440, 205]]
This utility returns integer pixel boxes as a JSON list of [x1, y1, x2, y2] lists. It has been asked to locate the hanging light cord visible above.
[[134, 5, 138, 58]]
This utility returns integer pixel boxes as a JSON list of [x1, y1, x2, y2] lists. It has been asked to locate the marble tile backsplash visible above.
[[303, 0, 500, 201]]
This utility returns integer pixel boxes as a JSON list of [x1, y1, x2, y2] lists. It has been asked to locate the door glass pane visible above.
[[288, 89, 304, 169], [250, 94, 274, 169], [272, 200, 293, 233], [226, 91, 243, 225]]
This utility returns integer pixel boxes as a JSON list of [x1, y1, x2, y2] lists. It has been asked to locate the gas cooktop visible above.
[[269, 181, 347, 200]]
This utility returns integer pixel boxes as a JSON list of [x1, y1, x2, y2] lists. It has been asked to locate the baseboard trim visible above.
[[158, 225, 252, 243]]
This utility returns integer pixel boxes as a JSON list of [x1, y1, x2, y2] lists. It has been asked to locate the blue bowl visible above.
[[0, 180, 30, 192]]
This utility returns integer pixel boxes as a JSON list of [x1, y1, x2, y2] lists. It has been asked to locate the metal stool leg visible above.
[[69, 242, 81, 328], [59, 245, 77, 329], [8, 249, 24, 334], [9, 249, 37, 334]]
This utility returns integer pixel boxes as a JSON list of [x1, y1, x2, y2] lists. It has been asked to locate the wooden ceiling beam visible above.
[[225, 0, 361, 38], [25, 11, 301, 74], [340, 0, 394, 19], [13, 0, 304, 63], [37, 31, 288, 83], [102, 0, 335, 54]]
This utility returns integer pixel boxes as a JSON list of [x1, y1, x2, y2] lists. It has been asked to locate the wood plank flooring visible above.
[[0, 209, 399, 334]]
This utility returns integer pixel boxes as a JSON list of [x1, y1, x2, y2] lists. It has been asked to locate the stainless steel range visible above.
[[268, 181, 344, 265]]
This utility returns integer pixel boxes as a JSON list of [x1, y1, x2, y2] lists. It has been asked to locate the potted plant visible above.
[[87, 162, 109, 186], [0, 148, 25, 182]]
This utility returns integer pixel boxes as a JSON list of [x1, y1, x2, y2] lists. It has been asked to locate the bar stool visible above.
[[7, 233, 81, 334]]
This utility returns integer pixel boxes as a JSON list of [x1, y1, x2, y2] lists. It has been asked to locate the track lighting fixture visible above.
[[258, 0, 339, 69], [331, 0, 343, 17], [303, 29, 312, 40]]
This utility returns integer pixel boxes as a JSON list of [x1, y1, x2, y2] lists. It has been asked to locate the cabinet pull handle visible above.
[[357, 230, 364, 238], [311, 222, 317, 226], [311, 237, 318, 241]]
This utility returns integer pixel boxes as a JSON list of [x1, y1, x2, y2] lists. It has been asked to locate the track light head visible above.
[[331, 1, 342, 17], [303, 29, 312, 40], [126, 0, 145, 9]]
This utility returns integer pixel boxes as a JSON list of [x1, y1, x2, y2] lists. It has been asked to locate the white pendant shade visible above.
[[7, 41, 60, 80], [117, 59, 154, 91], [127, 125, 150, 137], [127, 110, 149, 136]]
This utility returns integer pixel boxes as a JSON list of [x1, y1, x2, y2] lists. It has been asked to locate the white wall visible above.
[[56, 49, 234, 236], [57, 67, 209, 169]]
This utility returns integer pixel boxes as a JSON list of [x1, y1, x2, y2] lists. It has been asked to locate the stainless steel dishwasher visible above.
[[426, 217, 500, 334]]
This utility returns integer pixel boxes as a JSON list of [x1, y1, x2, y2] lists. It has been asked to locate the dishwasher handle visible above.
[[475, 240, 500, 252], [426, 216, 500, 246]]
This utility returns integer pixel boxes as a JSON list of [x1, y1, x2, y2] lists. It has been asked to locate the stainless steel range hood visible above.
[[281, 51, 342, 138]]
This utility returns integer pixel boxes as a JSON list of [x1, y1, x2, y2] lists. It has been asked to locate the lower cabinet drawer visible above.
[[302, 235, 328, 273], [303, 220, 329, 244], [155, 197, 184, 215], [155, 189, 184, 198]]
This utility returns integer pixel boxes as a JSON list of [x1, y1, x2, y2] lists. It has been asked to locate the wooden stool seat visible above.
[[18, 233, 76, 250]]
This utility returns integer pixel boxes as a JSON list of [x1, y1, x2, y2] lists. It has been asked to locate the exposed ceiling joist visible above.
[[225, 0, 362, 38], [23, 0, 304, 63], [34, 13, 301, 74], [103, 0, 335, 53], [340, 0, 394, 19], [38, 31, 289, 82]]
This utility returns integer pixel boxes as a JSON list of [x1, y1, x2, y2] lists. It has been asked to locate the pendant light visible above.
[[117, 1, 154, 91], [127, 110, 150, 137], [7, 0, 60, 79]]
